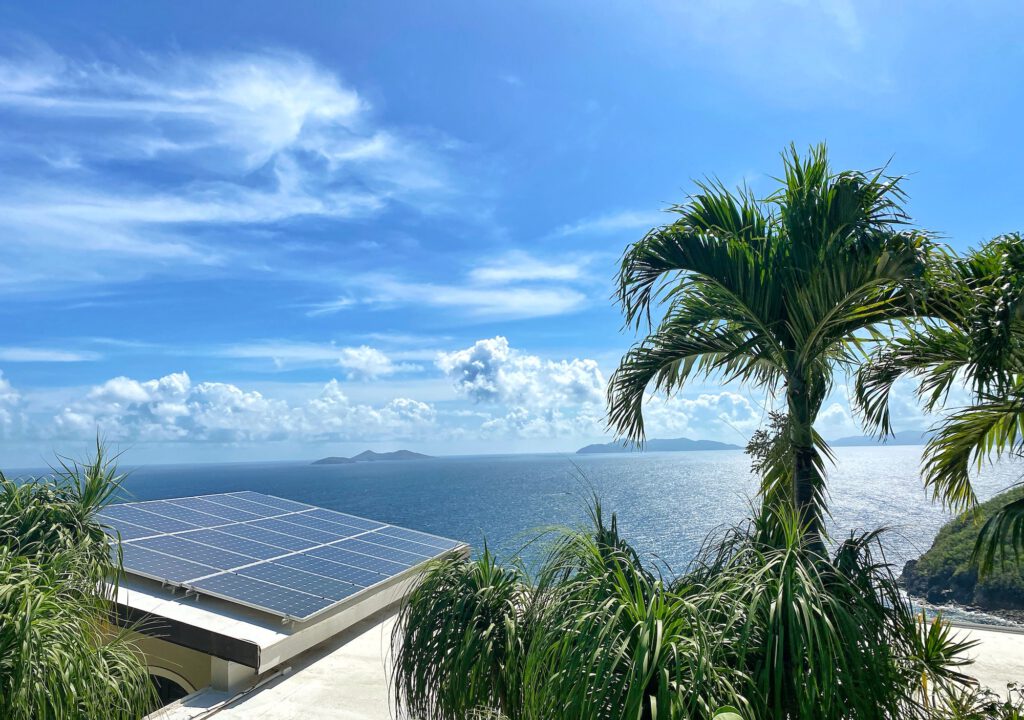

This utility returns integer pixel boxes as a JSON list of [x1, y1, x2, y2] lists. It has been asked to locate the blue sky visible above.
[[0, 1, 1021, 465]]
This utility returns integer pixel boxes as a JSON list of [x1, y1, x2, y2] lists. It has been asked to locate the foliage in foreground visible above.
[[0, 446, 156, 720], [392, 501, 981, 720], [903, 485, 1024, 613]]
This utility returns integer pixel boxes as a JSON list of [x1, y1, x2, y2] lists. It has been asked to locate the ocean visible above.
[[14, 445, 1023, 624]]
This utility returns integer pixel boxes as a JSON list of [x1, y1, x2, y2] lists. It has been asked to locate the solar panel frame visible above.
[[105, 491, 466, 622]]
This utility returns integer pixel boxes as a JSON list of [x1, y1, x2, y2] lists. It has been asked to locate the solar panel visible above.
[[102, 491, 466, 621]]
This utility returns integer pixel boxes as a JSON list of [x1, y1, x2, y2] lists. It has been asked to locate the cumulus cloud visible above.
[[638, 391, 760, 441], [52, 372, 436, 444], [436, 336, 758, 441], [437, 336, 604, 408]]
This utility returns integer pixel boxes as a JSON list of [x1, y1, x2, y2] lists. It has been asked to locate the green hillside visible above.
[[903, 486, 1024, 616]]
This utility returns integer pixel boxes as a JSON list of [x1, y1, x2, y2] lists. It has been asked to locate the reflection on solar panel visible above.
[[100, 492, 465, 621]]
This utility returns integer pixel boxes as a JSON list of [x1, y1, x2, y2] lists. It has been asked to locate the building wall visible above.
[[130, 631, 212, 694]]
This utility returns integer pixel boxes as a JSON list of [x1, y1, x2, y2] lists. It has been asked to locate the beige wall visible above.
[[129, 631, 212, 693]]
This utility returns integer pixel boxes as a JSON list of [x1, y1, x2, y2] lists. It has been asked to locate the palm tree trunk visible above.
[[787, 380, 824, 547]]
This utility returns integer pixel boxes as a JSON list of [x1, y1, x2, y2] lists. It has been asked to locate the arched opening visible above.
[[148, 667, 194, 707]]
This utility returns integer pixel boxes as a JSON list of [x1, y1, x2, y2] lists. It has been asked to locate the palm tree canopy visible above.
[[608, 144, 935, 526], [855, 233, 1024, 568]]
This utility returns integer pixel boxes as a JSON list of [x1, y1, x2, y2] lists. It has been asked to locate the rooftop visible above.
[[152, 616, 1024, 719]]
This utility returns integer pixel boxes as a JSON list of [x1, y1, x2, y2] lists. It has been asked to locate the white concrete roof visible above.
[[152, 616, 1024, 720], [158, 610, 396, 720]]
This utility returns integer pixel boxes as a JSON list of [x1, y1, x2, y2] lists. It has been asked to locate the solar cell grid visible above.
[[376, 526, 461, 552], [101, 519, 153, 541], [133, 500, 226, 526], [106, 491, 465, 621], [306, 544, 411, 576], [201, 493, 294, 516], [230, 491, 310, 512], [135, 535, 254, 571], [119, 544, 219, 584], [216, 522, 314, 552], [338, 537, 429, 564], [238, 562, 360, 601], [165, 496, 263, 522], [250, 517, 339, 545], [189, 572, 334, 619], [275, 554, 386, 588], [99, 505, 198, 534], [306, 507, 384, 531], [178, 529, 285, 560], [272, 512, 364, 537], [359, 531, 439, 557]]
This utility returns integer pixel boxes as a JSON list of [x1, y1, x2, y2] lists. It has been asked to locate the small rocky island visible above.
[[576, 437, 740, 454], [902, 485, 1024, 622], [312, 450, 434, 465]]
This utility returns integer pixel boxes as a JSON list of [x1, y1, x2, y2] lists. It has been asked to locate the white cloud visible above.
[[314, 270, 588, 321], [468, 251, 583, 284], [314, 249, 593, 321], [436, 337, 763, 442], [817, 401, 859, 439], [437, 336, 604, 407], [638, 391, 760, 441], [52, 372, 437, 444], [0, 371, 22, 437], [337, 346, 398, 379], [220, 342, 413, 378], [0, 45, 454, 292], [554, 209, 665, 238], [0, 347, 99, 362]]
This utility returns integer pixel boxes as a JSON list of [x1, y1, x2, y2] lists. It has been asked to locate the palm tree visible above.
[[607, 144, 935, 544], [855, 233, 1024, 569]]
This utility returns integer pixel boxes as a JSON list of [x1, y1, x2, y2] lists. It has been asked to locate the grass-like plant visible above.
[[392, 500, 980, 720], [0, 444, 156, 719]]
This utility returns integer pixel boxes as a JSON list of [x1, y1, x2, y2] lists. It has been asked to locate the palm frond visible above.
[[607, 323, 780, 442], [973, 489, 1024, 574], [922, 390, 1024, 513]]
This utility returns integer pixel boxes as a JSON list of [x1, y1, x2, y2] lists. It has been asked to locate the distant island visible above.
[[576, 437, 741, 455], [829, 429, 931, 447], [312, 450, 434, 465]]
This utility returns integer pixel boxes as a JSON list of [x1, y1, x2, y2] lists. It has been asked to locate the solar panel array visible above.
[[100, 491, 465, 621]]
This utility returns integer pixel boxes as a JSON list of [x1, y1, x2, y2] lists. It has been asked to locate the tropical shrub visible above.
[[392, 500, 978, 720], [0, 447, 155, 719]]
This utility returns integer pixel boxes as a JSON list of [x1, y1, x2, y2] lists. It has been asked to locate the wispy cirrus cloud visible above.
[[0, 44, 457, 293], [310, 251, 591, 321], [0, 347, 100, 362], [219, 341, 420, 378], [553, 209, 665, 238]]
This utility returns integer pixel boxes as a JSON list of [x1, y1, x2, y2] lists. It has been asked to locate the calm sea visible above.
[[13, 445, 1022, 624]]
